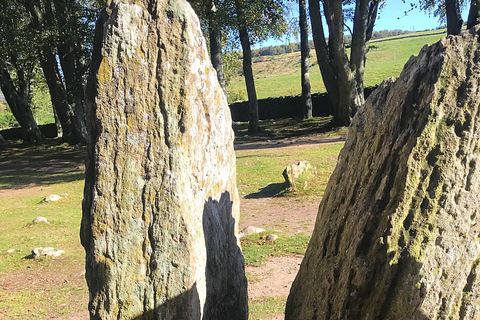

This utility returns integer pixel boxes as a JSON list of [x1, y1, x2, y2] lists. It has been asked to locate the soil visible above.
[[0, 127, 344, 319]]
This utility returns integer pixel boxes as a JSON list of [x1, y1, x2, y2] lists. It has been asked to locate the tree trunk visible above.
[[209, 28, 227, 96], [39, 47, 84, 144], [50, 0, 88, 142], [299, 0, 312, 119], [207, 0, 228, 97], [25, 0, 86, 145], [323, 0, 357, 125], [468, 0, 480, 29], [234, 0, 260, 134], [0, 67, 43, 142], [309, 0, 340, 117], [309, 0, 377, 126], [445, 0, 463, 35]]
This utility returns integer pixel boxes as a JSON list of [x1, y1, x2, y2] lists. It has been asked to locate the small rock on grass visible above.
[[33, 216, 50, 224], [266, 234, 278, 242], [238, 226, 266, 238], [6, 249, 15, 254], [43, 194, 62, 202], [32, 247, 65, 258]]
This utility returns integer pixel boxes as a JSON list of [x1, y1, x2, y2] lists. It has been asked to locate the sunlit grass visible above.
[[227, 28, 447, 102]]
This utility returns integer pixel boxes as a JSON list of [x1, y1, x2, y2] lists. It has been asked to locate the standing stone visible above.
[[81, 1, 248, 319], [286, 28, 480, 320]]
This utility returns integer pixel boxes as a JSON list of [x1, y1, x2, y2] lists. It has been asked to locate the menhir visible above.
[[286, 27, 480, 320], [81, 0, 248, 319]]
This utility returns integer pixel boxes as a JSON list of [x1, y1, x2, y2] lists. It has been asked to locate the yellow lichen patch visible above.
[[97, 56, 112, 84]]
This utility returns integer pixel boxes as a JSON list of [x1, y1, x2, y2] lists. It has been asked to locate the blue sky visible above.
[[258, 1, 469, 48], [374, 1, 466, 32]]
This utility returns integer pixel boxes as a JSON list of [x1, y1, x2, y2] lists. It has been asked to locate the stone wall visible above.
[[229, 86, 378, 122]]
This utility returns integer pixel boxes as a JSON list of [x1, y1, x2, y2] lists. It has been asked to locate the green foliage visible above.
[[0, 103, 18, 129], [223, 50, 242, 84], [31, 72, 55, 125], [241, 231, 310, 266]]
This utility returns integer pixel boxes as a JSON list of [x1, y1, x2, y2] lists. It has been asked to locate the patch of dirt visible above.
[[247, 255, 302, 300], [240, 197, 319, 236], [0, 258, 88, 319]]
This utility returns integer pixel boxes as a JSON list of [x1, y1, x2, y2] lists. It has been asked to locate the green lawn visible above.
[[227, 28, 448, 102]]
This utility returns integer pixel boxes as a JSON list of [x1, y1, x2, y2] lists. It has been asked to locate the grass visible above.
[[241, 231, 310, 267], [249, 296, 286, 320], [227, 28, 448, 102], [0, 180, 88, 319], [235, 130, 343, 198]]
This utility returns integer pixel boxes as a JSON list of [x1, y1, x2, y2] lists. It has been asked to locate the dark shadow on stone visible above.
[[245, 182, 289, 199], [202, 192, 248, 319], [127, 283, 201, 320]]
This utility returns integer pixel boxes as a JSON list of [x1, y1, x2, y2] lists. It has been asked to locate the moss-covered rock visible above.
[[81, 0, 248, 319], [286, 27, 480, 320]]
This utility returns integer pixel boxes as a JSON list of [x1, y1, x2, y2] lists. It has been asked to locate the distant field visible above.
[[227, 28, 447, 103]]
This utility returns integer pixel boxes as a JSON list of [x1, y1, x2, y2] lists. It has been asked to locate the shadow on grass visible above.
[[0, 139, 86, 189], [245, 182, 290, 199]]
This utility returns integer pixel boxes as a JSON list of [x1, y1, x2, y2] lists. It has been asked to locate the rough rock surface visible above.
[[81, 0, 247, 319], [282, 161, 312, 186], [286, 28, 480, 320]]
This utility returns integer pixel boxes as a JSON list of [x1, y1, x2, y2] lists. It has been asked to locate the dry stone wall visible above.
[[286, 27, 480, 320], [81, 0, 247, 319]]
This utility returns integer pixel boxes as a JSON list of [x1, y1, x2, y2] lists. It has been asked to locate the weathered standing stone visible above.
[[286, 28, 480, 320], [81, 1, 248, 319]]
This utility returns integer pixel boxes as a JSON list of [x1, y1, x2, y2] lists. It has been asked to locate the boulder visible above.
[[32, 247, 64, 258], [266, 234, 278, 242], [81, 0, 247, 319], [282, 161, 312, 186], [238, 226, 266, 238], [286, 28, 480, 320], [43, 194, 61, 202], [33, 216, 50, 224]]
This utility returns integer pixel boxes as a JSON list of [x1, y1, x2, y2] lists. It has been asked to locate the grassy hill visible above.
[[227, 28, 448, 103]]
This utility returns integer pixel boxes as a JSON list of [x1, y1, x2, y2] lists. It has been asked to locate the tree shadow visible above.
[[0, 139, 86, 189], [245, 182, 290, 199]]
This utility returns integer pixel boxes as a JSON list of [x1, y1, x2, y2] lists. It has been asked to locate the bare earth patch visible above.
[[240, 197, 319, 236]]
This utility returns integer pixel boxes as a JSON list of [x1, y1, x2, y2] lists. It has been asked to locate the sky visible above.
[[258, 1, 469, 48]]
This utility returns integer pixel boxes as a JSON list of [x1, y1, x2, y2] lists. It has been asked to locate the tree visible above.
[[309, 0, 379, 126], [233, 0, 288, 134], [23, 0, 96, 144], [467, 0, 480, 28], [446, 0, 463, 34], [299, 0, 312, 118], [0, 0, 44, 142]]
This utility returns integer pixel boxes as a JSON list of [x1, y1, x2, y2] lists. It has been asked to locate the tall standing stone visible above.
[[81, 1, 248, 319], [286, 28, 480, 319]]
